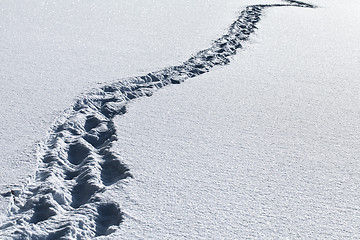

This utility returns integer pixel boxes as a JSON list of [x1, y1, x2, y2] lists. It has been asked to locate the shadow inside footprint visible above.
[[84, 115, 103, 132], [71, 181, 100, 208], [29, 197, 57, 224], [68, 142, 90, 165], [95, 203, 122, 236], [100, 152, 131, 186], [101, 160, 130, 186]]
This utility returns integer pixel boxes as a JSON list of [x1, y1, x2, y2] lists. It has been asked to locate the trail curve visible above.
[[0, 1, 316, 239]]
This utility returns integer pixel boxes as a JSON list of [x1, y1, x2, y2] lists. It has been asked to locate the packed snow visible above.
[[1, 0, 359, 239]]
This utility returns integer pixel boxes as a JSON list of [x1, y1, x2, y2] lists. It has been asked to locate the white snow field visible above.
[[0, 0, 278, 219], [1, 0, 275, 188], [112, 1, 360, 239], [1, 0, 360, 239]]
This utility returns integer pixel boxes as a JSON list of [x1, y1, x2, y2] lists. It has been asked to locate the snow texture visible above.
[[5, 0, 351, 239]]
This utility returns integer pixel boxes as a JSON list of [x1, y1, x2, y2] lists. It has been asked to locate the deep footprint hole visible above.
[[67, 142, 90, 165], [84, 115, 102, 132], [71, 181, 100, 208], [101, 159, 130, 186], [95, 203, 122, 236]]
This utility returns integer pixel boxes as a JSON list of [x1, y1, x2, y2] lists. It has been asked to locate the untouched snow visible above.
[[1, 0, 359, 238]]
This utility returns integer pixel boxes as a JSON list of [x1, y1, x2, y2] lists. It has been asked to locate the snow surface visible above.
[[1, 0, 360, 239], [110, 1, 360, 239], [1, 0, 277, 218], [1, 0, 268, 182]]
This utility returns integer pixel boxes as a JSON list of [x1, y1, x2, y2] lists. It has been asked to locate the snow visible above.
[[1, 0, 269, 215], [1, 0, 360, 239], [110, 1, 360, 239]]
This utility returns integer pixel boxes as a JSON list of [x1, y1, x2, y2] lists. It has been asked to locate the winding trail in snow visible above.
[[0, 1, 316, 239]]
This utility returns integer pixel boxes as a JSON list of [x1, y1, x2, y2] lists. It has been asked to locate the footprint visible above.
[[101, 152, 131, 186], [95, 203, 123, 236], [67, 141, 91, 165], [30, 197, 57, 224], [0, 1, 317, 238]]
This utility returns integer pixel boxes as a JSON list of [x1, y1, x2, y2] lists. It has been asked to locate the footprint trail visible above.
[[0, 1, 316, 239]]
